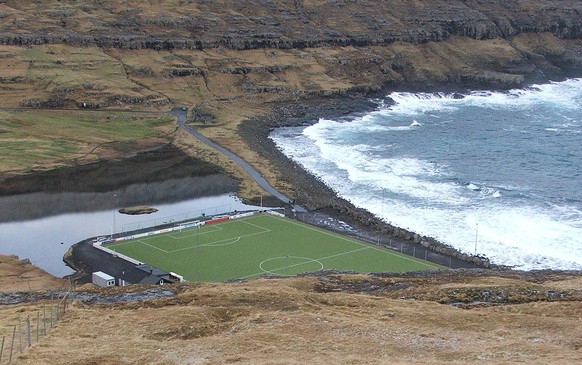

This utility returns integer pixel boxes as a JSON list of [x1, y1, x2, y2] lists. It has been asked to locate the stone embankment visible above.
[[0, 287, 178, 306]]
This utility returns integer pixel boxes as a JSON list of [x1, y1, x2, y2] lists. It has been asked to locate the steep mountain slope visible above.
[[1, 1, 581, 50], [1, 0, 581, 110]]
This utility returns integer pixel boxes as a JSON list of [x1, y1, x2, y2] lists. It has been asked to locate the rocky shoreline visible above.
[[239, 92, 498, 269], [3, 88, 579, 272]]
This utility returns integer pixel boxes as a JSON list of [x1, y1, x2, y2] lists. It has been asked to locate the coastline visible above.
[[4, 81, 581, 272], [239, 93, 498, 269], [239, 76, 582, 270]]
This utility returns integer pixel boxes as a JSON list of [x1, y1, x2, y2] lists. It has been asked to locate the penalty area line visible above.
[[164, 229, 269, 253], [266, 214, 441, 269], [138, 239, 171, 254]]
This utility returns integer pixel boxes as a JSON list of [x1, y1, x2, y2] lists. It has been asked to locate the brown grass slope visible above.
[[1, 270, 581, 365], [0, 254, 67, 292]]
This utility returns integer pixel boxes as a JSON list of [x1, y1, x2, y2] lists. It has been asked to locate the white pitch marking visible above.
[[164, 229, 269, 254], [241, 246, 371, 279], [265, 214, 440, 269]]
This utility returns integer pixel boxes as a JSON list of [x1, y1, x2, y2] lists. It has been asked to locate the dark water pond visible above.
[[0, 177, 258, 277]]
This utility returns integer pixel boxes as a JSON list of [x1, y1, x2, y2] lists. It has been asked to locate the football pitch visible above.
[[107, 213, 442, 282]]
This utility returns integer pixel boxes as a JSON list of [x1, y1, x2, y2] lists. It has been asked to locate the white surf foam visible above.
[[301, 122, 468, 205], [383, 78, 582, 116], [467, 183, 479, 191], [365, 195, 582, 270], [270, 79, 582, 270]]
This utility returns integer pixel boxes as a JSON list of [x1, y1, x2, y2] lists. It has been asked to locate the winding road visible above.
[[171, 108, 305, 212]]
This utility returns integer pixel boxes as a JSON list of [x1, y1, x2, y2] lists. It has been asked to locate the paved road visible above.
[[3, 105, 303, 211], [171, 108, 305, 212]]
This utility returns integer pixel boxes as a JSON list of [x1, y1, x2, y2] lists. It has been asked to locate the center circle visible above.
[[259, 256, 324, 276]]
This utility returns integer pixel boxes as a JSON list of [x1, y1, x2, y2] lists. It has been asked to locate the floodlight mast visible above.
[[474, 223, 479, 256], [111, 193, 118, 239]]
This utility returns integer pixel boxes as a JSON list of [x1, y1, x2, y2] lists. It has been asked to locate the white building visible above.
[[92, 271, 115, 287]]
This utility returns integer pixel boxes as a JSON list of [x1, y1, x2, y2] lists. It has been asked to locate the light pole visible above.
[[378, 188, 385, 246], [474, 223, 478, 255], [112, 193, 118, 239], [381, 188, 385, 221]]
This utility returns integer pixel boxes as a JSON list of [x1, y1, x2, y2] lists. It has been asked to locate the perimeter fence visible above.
[[0, 290, 71, 364], [294, 210, 481, 270]]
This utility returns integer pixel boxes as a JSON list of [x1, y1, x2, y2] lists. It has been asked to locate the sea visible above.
[[271, 78, 582, 270]]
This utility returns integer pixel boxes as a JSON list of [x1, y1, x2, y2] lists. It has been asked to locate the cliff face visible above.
[[0, 1, 581, 110], [1, 0, 581, 49]]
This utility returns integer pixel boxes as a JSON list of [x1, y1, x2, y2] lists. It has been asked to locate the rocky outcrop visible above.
[[313, 270, 582, 306], [162, 68, 206, 78], [118, 206, 158, 215], [0, 1, 581, 51]]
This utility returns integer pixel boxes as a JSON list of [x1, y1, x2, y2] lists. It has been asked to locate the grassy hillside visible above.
[[0, 109, 175, 174], [1, 33, 581, 194], [1, 266, 581, 365]]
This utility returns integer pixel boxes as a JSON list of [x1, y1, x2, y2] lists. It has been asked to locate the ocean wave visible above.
[[291, 128, 466, 204], [270, 79, 582, 270], [466, 183, 502, 198], [383, 78, 582, 115]]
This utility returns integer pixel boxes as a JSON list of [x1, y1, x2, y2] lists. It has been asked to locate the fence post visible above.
[[50, 293, 54, 328], [37, 312, 40, 343], [18, 314, 22, 353], [26, 316, 31, 348], [1, 335, 4, 364], [43, 305, 46, 335], [413, 245, 416, 258], [9, 325, 15, 364]]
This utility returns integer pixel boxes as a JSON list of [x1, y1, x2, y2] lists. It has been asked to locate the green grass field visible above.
[[0, 109, 173, 172], [107, 213, 442, 282]]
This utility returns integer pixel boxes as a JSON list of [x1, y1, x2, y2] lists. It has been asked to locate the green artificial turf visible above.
[[108, 213, 442, 282]]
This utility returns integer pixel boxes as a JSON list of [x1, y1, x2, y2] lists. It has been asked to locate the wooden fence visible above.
[[0, 290, 71, 364]]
